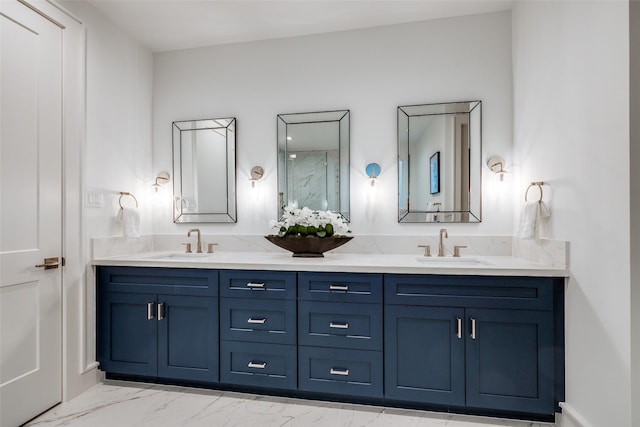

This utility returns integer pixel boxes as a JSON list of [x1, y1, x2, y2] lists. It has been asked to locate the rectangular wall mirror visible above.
[[172, 118, 237, 223], [398, 101, 481, 223], [277, 110, 350, 220]]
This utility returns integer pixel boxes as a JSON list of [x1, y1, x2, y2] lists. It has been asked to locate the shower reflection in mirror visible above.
[[277, 110, 350, 220]]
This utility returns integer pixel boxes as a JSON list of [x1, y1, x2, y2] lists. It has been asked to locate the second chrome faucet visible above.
[[187, 228, 202, 253]]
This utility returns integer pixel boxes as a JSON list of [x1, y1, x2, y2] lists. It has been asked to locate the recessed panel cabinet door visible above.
[[157, 295, 218, 382], [97, 292, 158, 377], [384, 305, 465, 406], [465, 308, 554, 415]]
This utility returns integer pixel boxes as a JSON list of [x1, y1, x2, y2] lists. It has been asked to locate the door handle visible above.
[[470, 317, 476, 340], [35, 257, 61, 270], [157, 303, 165, 320], [456, 317, 462, 339], [147, 302, 155, 320]]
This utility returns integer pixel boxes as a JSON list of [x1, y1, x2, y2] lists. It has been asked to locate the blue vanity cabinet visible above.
[[384, 274, 564, 417], [219, 270, 298, 390], [297, 272, 384, 398], [96, 267, 219, 383]]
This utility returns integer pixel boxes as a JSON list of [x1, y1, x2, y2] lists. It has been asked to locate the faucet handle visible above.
[[207, 243, 218, 254], [417, 244, 431, 257], [181, 243, 192, 253], [453, 245, 467, 257]]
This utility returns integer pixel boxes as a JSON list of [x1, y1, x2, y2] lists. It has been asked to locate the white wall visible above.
[[630, 2, 640, 425], [152, 12, 513, 236], [59, 0, 154, 399], [62, 0, 154, 240], [512, 2, 631, 426]]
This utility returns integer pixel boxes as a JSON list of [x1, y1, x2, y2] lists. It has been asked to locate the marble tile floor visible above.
[[26, 381, 554, 427]]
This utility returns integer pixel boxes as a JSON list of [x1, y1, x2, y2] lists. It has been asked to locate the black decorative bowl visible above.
[[265, 235, 353, 257]]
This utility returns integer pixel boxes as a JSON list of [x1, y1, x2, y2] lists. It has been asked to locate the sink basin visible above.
[[415, 256, 488, 266], [148, 252, 213, 260]]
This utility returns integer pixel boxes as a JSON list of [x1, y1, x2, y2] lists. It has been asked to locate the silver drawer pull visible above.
[[147, 302, 154, 320], [329, 322, 349, 329], [470, 317, 477, 340], [330, 368, 349, 376], [329, 284, 349, 291], [247, 282, 266, 289], [248, 361, 267, 369], [247, 318, 266, 324]]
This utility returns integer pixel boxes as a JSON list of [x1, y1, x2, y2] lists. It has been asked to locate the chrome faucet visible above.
[[438, 228, 448, 257], [187, 228, 202, 253]]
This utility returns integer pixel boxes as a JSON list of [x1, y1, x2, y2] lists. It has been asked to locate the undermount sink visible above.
[[415, 256, 488, 266], [148, 252, 213, 260]]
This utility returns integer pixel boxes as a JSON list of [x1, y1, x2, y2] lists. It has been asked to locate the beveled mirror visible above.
[[277, 110, 350, 220], [172, 117, 236, 223], [398, 101, 481, 223]]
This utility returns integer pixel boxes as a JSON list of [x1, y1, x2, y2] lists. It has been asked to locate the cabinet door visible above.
[[384, 305, 465, 406], [97, 292, 157, 376], [465, 308, 554, 415], [157, 295, 218, 383]]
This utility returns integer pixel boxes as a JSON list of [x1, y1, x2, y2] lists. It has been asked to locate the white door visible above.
[[0, 1, 63, 426]]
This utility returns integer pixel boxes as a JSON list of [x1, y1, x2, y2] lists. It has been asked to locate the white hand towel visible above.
[[518, 201, 551, 239], [518, 202, 539, 239], [119, 207, 140, 238]]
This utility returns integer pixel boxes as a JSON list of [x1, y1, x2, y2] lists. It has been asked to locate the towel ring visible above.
[[119, 192, 138, 209], [524, 182, 544, 202]]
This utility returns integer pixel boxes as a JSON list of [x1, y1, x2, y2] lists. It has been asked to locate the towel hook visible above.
[[118, 192, 138, 209], [524, 182, 544, 202]]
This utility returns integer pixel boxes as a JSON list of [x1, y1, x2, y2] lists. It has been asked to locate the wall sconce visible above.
[[487, 156, 507, 181], [250, 166, 264, 188], [365, 163, 381, 186], [152, 171, 170, 192]]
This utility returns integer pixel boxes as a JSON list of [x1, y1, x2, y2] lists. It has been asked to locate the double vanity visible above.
[[94, 243, 566, 422]]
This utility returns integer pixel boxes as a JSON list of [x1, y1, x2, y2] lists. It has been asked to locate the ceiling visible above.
[[82, 0, 513, 53]]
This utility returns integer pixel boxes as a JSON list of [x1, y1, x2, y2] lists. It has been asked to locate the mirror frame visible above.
[[172, 117, 237, 223], [397, 101, 482, 223], [277, 110, 350, 221]]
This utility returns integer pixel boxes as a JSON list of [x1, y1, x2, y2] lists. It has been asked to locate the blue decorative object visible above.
[[365, 163, 381, 179], [430, 152, 440, 194]]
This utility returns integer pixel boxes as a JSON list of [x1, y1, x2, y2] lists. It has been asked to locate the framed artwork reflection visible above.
[[430, 151, 440, 194]]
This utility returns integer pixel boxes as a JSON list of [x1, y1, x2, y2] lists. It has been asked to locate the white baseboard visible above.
[[559, 403, 593, 427]]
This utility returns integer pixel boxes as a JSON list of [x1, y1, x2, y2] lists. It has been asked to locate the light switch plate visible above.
[[86, 190, 104, 208]]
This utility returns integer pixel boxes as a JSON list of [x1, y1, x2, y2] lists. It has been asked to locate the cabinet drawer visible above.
[[220, 341, 296, 390], [298, 346, 383, 398], [298, 272, 382, 303], [385, 274, 557, 310], [97, 266, 217, 297], [220, 270, 296, 300], [220, 298, 296, 345], [298, 301, 382, 351]]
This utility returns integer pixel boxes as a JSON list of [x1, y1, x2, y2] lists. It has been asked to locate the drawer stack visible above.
[[297, 272, 384, 398], [219, 270, 297, 389]]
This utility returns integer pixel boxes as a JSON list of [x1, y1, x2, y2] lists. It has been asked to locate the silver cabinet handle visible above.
[[456, 317, 462, 339], [247, 318, 266, 324], [247, 362, 267, 369], [329, 322, 349, 329], [330, 368, 349, 376], [329, 284, 348, 291], [470, 317, 476, 340], [158, 303, 165, 321], [247, 282, 265, 289], [147, 302, 155, 320]]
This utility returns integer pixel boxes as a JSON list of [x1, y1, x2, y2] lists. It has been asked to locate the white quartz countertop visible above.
[[91, 251, 569, 277]]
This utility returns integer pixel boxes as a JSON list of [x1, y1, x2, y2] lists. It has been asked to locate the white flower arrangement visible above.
[[269, 205, 350, 238]]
